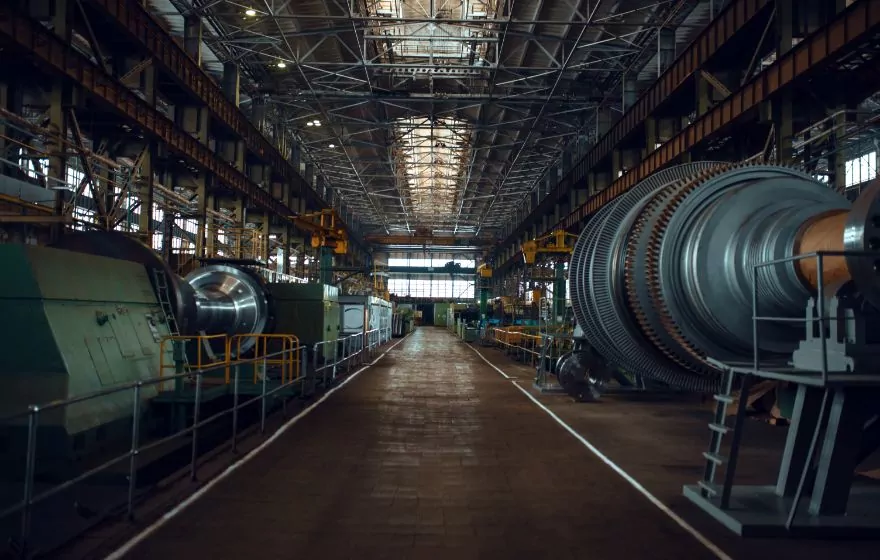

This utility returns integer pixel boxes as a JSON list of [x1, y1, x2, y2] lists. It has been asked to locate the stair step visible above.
[[708, 423, 731, 434], [697, 480, 719, 496], [714, 394, 734, 404], [703, 451, 725, 465]]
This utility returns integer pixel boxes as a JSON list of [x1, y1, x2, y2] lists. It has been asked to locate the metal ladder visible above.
[[698, 365, 752, 506], [152, 268, 191, 374]]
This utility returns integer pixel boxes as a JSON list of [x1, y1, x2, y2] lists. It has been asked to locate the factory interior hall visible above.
[[4, 0, 880, 558]]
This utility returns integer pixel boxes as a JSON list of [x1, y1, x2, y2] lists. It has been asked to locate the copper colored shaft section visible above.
[[794, 209, 851, 289]]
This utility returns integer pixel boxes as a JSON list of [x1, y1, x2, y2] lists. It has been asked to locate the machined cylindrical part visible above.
[[794, 210, 851, 289], [570, 163, 860, 392], [183, 264, 272, 356]]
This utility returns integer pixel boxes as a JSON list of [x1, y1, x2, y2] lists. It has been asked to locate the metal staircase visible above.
[[697, 366, 753, 507]]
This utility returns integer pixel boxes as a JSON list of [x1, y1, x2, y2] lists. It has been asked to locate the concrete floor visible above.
[[114, 328, 879, 559]]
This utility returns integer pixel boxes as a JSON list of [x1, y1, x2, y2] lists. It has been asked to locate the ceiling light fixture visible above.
[[328, 143, 336, 148], [276, 61, 286, 68], [245, 8, 256, 16]]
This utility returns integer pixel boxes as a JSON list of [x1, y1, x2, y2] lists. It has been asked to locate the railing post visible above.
[[231, 364, 240, 453], [299, 346, 307, 395], [313, 343, 321, 388], [190, 373, 202, 482], [260, 355, 268, 434], [332, 340, 338, 381], [20, 406, 39, 556], [127, 383, 142, 520]]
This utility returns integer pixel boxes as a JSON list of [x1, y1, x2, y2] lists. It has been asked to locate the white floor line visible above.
[[105, 335, 410, 560], [466, 344, 734, 560]]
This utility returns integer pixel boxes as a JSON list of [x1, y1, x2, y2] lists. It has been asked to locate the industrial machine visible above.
[[339, 295, 392, 345], [266, 283, 339, 361], [560, 162, 880, 535], [0, 231, 336, 467], [0, 243, 173, 469], [392, 307, 414, 337]]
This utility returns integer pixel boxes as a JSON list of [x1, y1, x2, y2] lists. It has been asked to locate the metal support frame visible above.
[[497, 0, 775, 251], [495, 0, 880, 273], [684, 251, 880, 537]]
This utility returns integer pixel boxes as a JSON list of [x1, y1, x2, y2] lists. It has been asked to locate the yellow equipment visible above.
[[477, 263, 493, 278], [293, 209, 348, 255], [521, 230, 577, 264]]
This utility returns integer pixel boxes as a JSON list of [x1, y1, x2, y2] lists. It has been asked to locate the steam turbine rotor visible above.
[[570, 163, 854, 392]]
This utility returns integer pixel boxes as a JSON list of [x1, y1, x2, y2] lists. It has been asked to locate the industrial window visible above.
[[387, 276, 475, 299], [845, 151, 876, 188]]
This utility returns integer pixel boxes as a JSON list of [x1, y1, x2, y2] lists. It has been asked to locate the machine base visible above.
[[532, 381, 568, 395], [683, 484, 880, 537]]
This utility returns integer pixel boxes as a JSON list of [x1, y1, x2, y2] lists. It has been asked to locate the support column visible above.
[[777, 0, 795, 56], [222, 62, 240, 106], [774, 0, 795, 163], [184, 15, 203, 66], [644, 117, 657, 157], [596, 109, 613, 137], [0, 83, 23, 176], [195, 180, 213, 258], [562, 150, 572, 176], [658, 27, 675, 76], [623, 76, 638, 112], [828, 109, 848, 191], [696, 72, 711, 117], [137, 143, 156, 240], [774, 92, 794, 163], [251, 96, 267, 131]]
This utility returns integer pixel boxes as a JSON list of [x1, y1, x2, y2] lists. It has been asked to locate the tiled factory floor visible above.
[[112, 328, 880, 560]]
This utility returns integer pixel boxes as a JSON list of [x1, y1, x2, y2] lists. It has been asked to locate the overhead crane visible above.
[[293, 209, 349, 256], [520, 229, 577, 265], [364, 233, 493, 248], [518, 230, 575, 324]]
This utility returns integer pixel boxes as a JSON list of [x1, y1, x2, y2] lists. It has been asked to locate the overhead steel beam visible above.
[[475, 0, 605, 235], [0, 7, 294, 218], [495, 0, 880, 272], [252, 15, 705, 26], [278, 91, 599, 103], [498, 0, 775, 248], [81, 0, 328, 210]]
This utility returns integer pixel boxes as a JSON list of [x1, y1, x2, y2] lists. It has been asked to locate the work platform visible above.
[[115, 328, 718, 559]]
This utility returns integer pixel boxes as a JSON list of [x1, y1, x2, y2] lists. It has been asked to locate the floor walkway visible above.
[[121, 328, 720, 559]]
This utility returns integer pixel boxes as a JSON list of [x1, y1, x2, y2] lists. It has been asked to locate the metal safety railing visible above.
[[749, 250, 880, 387], [158, 334, 230, 387], [0, 328, 396, 557], [312, 328, 392, 386], [488, 326, 566, 365], [229, 334, 302, 385]]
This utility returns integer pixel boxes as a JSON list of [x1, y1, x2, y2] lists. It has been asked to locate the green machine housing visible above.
[[0, 245, 172, 469], [268, 283, 340, 361]]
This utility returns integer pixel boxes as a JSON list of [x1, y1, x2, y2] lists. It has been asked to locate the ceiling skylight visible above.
[[368, 0, 498, 233]]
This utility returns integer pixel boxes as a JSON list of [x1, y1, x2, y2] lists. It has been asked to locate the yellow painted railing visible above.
[[228, 334, 302, 385], [158, 333, 302, 391], [159, 334, 230, 390]]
